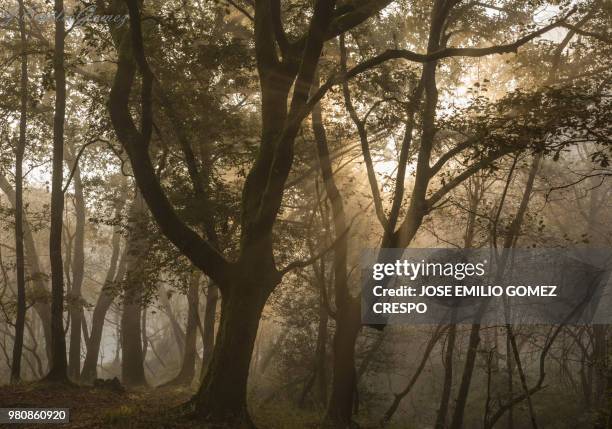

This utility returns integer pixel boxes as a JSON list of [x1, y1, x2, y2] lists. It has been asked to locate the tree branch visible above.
[[340, 33, 388, 229], [109, 0, 231, 288], [561, 23, 612, 45], [427, 148, 515, 208], [62, 138, 108, 193]]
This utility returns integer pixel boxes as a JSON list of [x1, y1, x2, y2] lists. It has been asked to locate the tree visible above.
[[107, 0, 391, 425], [65, 142, 86, 381], [10, 0, 28, 384], [45, 0, 68, 383]]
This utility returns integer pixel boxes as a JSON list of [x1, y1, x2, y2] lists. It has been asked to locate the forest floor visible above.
[[0, 382, 195, 428], [0, 382, 329, 428]]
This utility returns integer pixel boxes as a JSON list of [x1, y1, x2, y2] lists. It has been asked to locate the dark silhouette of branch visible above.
[[227, 0, 254, 21], [62, 138, 109, 193]]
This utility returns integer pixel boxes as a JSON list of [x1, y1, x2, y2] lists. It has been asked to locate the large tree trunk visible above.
[[120, 194, 148, 387], [162, 272, 200, 386], [45, 0, 68, 382], [10, 0, 28, 384], [121, 286, 146, 387], [67, 150, 86, 381], [192, 273, 273, 429]]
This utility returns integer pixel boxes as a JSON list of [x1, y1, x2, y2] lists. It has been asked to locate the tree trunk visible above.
[[45, 0, 68, 383], [382, 326, 444, 426], [141, 305, 148, 361], [120, 194, 148, 387], [81, 242, 127, 382], [11, 0, 28, 384], [0, 176, 52, 363], [121, 286, 146, 387], [162, 271, 200, 386], [67, 151, 86, 381], [314, 292, 329, 406], [201, 283, 218, 374], [323, 297, 361, 429], [299, 285, 330, 408], [448, 179, 484, 429], [81, 186, 128, 382], [435, 311, 458, 429], [449, 323, 481, 429], [81, 183, 129, 381], [586, 178, 609, 417], [159, 285, 185, 358], [192, 277, 272, 429]]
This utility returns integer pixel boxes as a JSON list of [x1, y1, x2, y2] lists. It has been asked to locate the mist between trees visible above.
[[0, 0, 610, 428]]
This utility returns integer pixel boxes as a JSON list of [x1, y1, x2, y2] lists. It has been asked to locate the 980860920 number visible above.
[[1, 408, 69, 424]]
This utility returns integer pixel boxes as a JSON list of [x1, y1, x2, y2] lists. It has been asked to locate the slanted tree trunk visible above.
[[10, 0, 28, 384], [162, 271, 200, 386], [81, 180, 128, 382], [0, 175, 52, 363], [45, 0, 68, 382], [159, 286, 185, 358], [67, 145, 86, 381], [382, 326, 445, 426]]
